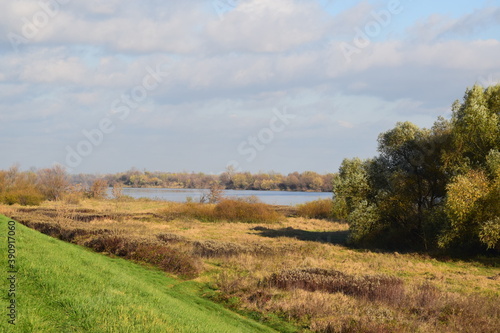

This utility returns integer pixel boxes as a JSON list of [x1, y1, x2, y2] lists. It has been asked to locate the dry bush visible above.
[[111, 182, 124, 199], [200, 182, 224, 203], [158, 202, 215, 221], [62, 184, 85, 205], [192, 240, 248, 258], [156, 232, 187, 243], [36, 165, 69, 201], [310, 317, 401, 333], [0, 166, 46, 206], [402, 283, 500, 333], [83, 235, 137, 257], [86, 179, 108, 199], [263, 268, 405, 304], [2, 188, 45, 206], [158, 200, 282, 223], [296, 199, 333, 220], [213, 199, 282, 223], [131, 244, 202, 279]]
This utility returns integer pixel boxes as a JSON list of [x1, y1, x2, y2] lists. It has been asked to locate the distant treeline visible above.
[[73, 170, 335, 192], [0, 166, 334, 206]]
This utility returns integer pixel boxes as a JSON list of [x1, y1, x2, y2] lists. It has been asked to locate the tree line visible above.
[[0, 166, 334, 206], [92, 169, 334, 192], [332, 84, 500, 254]]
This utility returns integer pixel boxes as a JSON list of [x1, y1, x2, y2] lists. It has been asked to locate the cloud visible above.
[[1, 1, 500, 173], [205, 0, 330, 52], [407, 6, 500, 42]]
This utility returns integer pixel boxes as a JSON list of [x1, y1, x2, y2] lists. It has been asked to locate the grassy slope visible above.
[[0, 215, 275, 333]]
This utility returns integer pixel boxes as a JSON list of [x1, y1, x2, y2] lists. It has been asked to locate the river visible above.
[[114, 188, 332, 206]]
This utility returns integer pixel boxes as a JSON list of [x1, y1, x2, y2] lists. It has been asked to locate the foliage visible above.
[[480, 217, 500, 250], [332, 158, 371, 217], [334, 84, 500, 253]]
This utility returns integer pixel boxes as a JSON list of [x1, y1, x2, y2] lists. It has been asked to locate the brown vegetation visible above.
[[158, 199, 283, 223], [2, 199, 499, 332], [296, 198, 333, 220]]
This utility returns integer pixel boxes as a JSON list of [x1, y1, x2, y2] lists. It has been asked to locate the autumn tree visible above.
[[334, 84, 500, 253], [86, 179, 108, 199], [37, 165, 69, 200]]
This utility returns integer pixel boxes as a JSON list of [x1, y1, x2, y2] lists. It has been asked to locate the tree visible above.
[[37, 165, 69, 200], [87, 179, 108, 199], [111, 182, 124, 199], [450, 85, 499, 169], [334, 84, 500, 252], [332, 158, 372, 212]]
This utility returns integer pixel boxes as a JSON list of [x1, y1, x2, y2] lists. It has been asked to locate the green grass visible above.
[[0, 215, 276, 332]]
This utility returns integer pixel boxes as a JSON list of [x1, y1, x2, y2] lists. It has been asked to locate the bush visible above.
[[159, 200, 282, 223], [296, 199, 333, 220], [213, 199, 282, 223], [85, 179, 108, 199], [131, 244, 202, 279], [263, 268, 405, 304], [2, 189, 44, 206], [192, 240, 247, 258]]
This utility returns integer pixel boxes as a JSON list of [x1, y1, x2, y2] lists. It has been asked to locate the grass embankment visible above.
[[2, 199, 500, 332], [0, 215, 275, 333]]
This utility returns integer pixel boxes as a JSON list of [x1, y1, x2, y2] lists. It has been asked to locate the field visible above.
[[0, 214, 276, 332], [1, 198, 499, 332]]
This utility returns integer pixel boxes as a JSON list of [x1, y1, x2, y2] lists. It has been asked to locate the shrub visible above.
[[36, 165, 69, 200], [158, 200, 282, 223], [131, 244, 202, 279], [156, 233, 187, 243], [192, 240, 247, 258], [85, 179, 108, 199], [213, 199, 282, 223], [296, 199, 333, 220], [2, 189, 44, 206], [263, 268, 404, 304]]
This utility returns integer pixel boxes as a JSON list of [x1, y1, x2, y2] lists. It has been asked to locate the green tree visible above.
[[336, 84, 500, 252], [332, 158, 375, 229], [449, 85, 499, 170]]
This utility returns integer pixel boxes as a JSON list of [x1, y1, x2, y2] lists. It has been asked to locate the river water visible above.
[[115, 188, 332, 206]]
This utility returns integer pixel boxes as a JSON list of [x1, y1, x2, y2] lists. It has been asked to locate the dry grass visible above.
[[2, 199, 499, 332]]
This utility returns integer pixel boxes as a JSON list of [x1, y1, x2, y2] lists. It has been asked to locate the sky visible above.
[[1, 0, 500, 175]]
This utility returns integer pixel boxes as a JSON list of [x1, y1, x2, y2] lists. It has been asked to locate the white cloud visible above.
[[1, 0, 500, 173], [205, 0, 330, 52]]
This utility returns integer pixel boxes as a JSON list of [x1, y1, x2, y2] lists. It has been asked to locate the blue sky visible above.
[[1, 0, 500, 175]]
